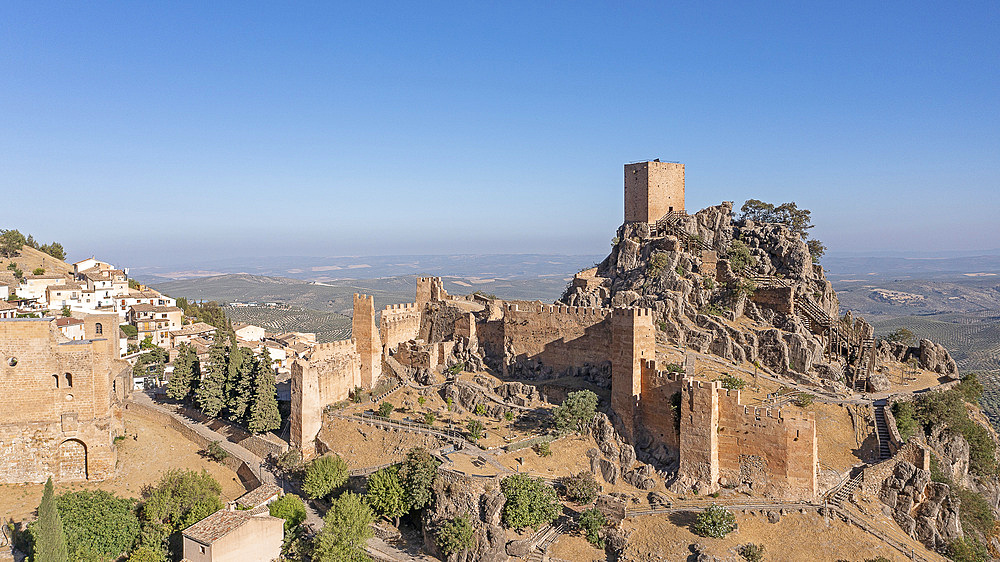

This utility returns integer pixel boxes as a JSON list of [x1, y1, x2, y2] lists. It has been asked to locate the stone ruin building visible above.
[[0, 314, 129, 483], [289, 161, 848, 499]]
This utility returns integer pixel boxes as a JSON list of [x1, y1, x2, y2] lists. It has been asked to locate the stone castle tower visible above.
[[611, 307, 655, 441], [624, 160, 685, 223], [352, 294, 382, 389]]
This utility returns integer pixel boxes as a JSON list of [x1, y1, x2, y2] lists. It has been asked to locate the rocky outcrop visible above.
[[878, 461, 963, 551], [589, 413, 659, 491], [423, 471, 507, 562], [875, 339, 959, 377]]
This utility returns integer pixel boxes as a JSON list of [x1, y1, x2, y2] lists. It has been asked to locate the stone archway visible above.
[[59, 439, 87, 480]]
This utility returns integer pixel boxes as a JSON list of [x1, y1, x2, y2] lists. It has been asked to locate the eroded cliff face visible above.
[[422, 471, 507, 562]]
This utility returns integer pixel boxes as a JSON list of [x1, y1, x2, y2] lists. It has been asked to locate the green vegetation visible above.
[[366, 466, 406, 525], [175, 298, 230, 331], [377, 401, 394, 418], [466, 419, 484, 441], [188, 334, 279, 432], [435, 514, 476, 556], [31, 477, 68, 562], [303, 454, 349, 500], [693, 504, 736, 538], [578, 507, 606, 547], [195, 335, 228, 417], [533, 441, 552, 457], [727, 239, 756, 273], [717, 374, 746, 390], [738, 200, 824, 262], [886, 327, 915, 346], [445, 362, 466, 376], [553, 389, 598, 434], [739, 543, 766, 562], [398, 447, 440, 512], [140, 469, 222, 559], [475, 403, 486, 416], [417, 395, 426, 406], [205, 441, 229, 462], [60, 305, 71, 317], [561, 471, 599, 504], [133, 348, 167, 382], [268, 493, 307, 532], [0, 229, 64, 260], [32, 267, 44, 275], [166, 343, 199, 401], [504, 410, 515, 422], [500, 474, 560, 530], [794, 393, 814, 407], [647, 251, 670, 277], [700, 303, 725, 316], [54, 490, 140, 561], [312, 492, 374, 562], [247, 349, 281, 433], [946, 536, 990, 562], [120, 324, 138, 338], [423, 411, 436, 425]]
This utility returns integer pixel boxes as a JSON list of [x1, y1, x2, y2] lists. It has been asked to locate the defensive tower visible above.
[[624, 160, 685, 223]]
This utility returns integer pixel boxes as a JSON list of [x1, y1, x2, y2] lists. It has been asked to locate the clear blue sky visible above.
[[2, 2, 998, 266]]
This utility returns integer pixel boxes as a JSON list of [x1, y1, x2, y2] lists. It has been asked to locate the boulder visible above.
[[918, 339, 959, 376]]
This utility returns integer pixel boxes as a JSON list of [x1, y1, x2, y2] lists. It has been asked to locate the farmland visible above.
[[223, 305, 352, 343]]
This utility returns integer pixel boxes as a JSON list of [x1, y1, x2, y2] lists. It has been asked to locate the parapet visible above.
[[383, 302, 417, 313], [504, 302, 611, 318], [612, 307, 654, 319], [683, 378, 721, 392], [307, 339, 358, 359]]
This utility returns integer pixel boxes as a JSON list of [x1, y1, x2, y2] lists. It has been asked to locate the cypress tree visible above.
[[248, 349, 281, 434], [225, 346, 255, 424], [34, 477, 68, 562], [166, 343, 194, 401], [195, 335, 228, 417]]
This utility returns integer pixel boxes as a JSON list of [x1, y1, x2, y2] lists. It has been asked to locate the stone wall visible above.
[[380, 302, 420, 353], [678, 379, 817, 499], [290, 339, 361, 458], [0, 317, 123, 483], [637, 360, 684, 450], [611, 307, 655, 441], [353, 294, 382, 389], [498, 302, 612, 378], [624, 161, 685, 223], [750, 286, 794, 315]]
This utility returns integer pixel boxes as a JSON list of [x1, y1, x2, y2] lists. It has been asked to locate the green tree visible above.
[[887, 328, 915, 346], [0, 229, 27, 258], [247, 349, 281, 433], [399, 447, 440, 512], [553, 390, 598, 434], [807, 239, 826, 263], [423, 411, 436, 426], [55, 490, 140, 561], [166, 343, 198, 401], [312, 492, 374, 562], [727, 239, 756, 273], [195, 335, 228, 417], [302, 455, 349, 500], [60, 305, 71, 317], [499, 474, 560, 530], [268, 494, 307, 533], [126, 545, 166, 561], [738, 200, 824, 262], [466, 419, 484, 441], [435, 514, 475, 556], [366, 466, 406, 525], [140, 469, 222, 538], [224, 346, 255, 423], [562, 471, 598, 505], [578, 508, 606, 547], [32, 267, 44, 275], [40, 242, 66, 261], [31, 477, 68, 562], [693, 504, 736, 538], [377, 401, 394, 418]]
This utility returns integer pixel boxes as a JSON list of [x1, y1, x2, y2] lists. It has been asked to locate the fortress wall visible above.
[[679, 379, 720, 487], [750, 286, 794, 315], [353, 294, 382, 389], [611, 308, 655, 441], [499, 302, 613, 376], [0, 318, 120, 483], [637, 360, 684, 450], [380, 303, 421, 353], [290, 339, 361, 459]]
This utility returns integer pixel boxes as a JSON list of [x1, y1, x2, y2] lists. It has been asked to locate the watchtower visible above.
[[624, 160, 685, 223]]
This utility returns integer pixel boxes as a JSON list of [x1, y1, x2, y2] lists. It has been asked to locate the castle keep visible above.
[[288, 160, 818, 499], [0, 315, 127, 483]]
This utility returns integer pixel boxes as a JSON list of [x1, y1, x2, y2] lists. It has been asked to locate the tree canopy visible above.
[[140, 469, 223, 535], [31, 477, 68, 562], [738, 200, 825, 263], [0, 229, 65, 259], [399, 447, 440, 512], [366, 465, 406, 524], [553, 390, 598, 434], [55, 490, 140, 561], [499, 474, 560, 530], [312, 492, 374, 562], [302, 454, 349, 500], [435, 514, 475, 556], [268, 493, 307, 533]]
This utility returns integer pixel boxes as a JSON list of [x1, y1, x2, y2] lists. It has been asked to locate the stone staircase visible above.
[[829, 472, 863, 508], [874, 403, 892, 461], [652, 210, 713, 253]]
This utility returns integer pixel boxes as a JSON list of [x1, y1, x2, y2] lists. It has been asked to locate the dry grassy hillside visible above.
[[5, 245, 74, 276]]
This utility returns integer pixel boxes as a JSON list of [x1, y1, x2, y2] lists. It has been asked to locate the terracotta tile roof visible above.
[[55, 317, 83, 327], [0, 301, 15, 311], [130, 304, 181, 313], [234, 484, 281, 510], [182, 509, 252, 544], [169, 322, 216, 337]]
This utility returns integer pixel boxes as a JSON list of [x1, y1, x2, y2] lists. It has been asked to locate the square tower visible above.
[[624, 160, 685, 223]]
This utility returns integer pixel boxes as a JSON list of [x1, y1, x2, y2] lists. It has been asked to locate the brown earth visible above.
[[0, 404, 246, 523], [6, 245, 74, 277]]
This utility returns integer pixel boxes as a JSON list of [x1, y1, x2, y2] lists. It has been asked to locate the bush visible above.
[[718, 374, 746, 390], [424, 411, 436, 426], [892, 401, 917, 441], [562, 471, 599, 504], [268, 494, 307, 532], [728, 239, 756, 273], [466, 419, 484, 441], [553, 390, 598, 434], [377, 401, 394, 418], [475, 403, 486, 416], [500, 474, 560, 530], [302, 454, 348, 499], [647, 252, 670, 277], [794, 393, 814, 407], [578, 507, 606, 547], [366, 466, 406, 524], [739, 543, 766, 562], [46, 490, 140, 562], [504, 411, 515, 422], [417, 396, 426, 406], [955, 487, 996, 539], [205, 441, 229, 463], [436, 514, 475, 555], [693, 504, 736, 538], [946, 536, 989, 562], [533, 441, 552, 457], [349, 386, 365, 403], [275, 449, 303, 474]]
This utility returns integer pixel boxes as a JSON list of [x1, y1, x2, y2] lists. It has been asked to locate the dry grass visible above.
[[5, 245, 74, 277], [316, 418, 444, 471], [549, 532, 605, 562], [0, 405, 246, 523]]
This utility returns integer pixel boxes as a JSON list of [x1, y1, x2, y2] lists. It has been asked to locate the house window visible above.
[[95, 323, 103, 335], [199, 546, 206, 554]]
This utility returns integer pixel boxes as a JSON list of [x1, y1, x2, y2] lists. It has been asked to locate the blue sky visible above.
[[2, 2, 998, 266]]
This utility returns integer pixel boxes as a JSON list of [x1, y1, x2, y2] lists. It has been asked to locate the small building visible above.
[[0, 300, 15, 319], [128, 304, 183, 347], [181, 485, 284, 562], [233, 322, 265, 342], [169, 322, 217, 348], [55, 317, 85, 340]]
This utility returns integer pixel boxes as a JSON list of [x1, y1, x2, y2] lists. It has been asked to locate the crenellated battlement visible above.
[[383, 302, 417, 313], [683, 378, 721, 391], [503, 302, 611, 317], [612, 307, 653, 319], [308, 339, 359, 359]]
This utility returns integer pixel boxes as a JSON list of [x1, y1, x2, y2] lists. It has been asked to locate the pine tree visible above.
[[195, 335, 228, 418], [248, 348, 281, 434], [34, 477, 68, 562], [166, 343, 195, 401], [225, 346, 255, 424]]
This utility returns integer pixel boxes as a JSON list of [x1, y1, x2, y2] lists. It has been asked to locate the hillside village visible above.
[[2, 162, 999, 562]]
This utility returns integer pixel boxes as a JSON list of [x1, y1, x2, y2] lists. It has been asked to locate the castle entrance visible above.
[[59, 439, 87, 480]]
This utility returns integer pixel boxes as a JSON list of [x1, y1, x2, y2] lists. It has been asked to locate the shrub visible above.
[[693, 504, 736, 538], [946, 536, 989, 562], [205, 441, 229, 462], [553, 390, 598, 434], [700, 303, 725, 316], [475, 403, 486, 416], [955, 487, 996, 539], [60, 305, 71, 317], [533, 441, 552, 457], [302, 454, 348, 499], [717, 374, 746, 390], [578, 508, 606, 547], [562, 471, 599, 504], [728, 239, 756, 273], [466, 419, 484, 441], [739, 543, 766, 562], [503, 411, 515, 422], [349, 386, 365, 403], [424, 411, 436, 426], [275, 449, 303, 474], [32, 267, 45, 275], [436, 514, 475, 555], [500, 474, 560, 530], [886, 328, 914, 346], [892, 401, 917, 441], [794, 393, 814, 407], [417, 396, 426, 406], [268, 494, 307, 532], [647, 252, 670, 277], [664, 363, 684, 374], [377, 401, 394, 418], [366, 466, 406, 524]]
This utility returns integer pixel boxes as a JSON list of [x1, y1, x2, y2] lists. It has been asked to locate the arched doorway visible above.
[[59, 439, 87, 480]]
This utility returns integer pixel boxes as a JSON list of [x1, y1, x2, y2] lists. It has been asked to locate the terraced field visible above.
[[223, 305, 352, 343], [869, 310, 1000, 372]]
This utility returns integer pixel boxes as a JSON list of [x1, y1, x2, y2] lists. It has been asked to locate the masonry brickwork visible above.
[[499, 302, 612, 377], [679, 379, 817, 499], [380, 302, 421, 354], [624, 161, 685, 223], [353, 294, 382, 390], [0, 315, 126, 483], [610, 308, 655, 442], [290, 339, 361, 458]]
